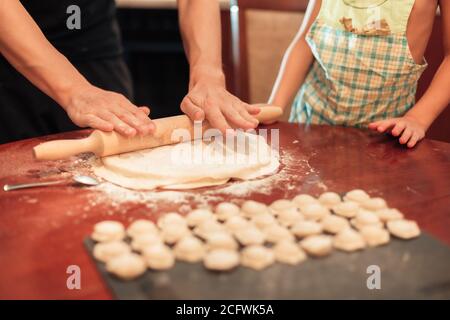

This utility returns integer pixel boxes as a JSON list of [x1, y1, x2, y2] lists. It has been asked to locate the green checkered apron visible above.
[[290, 0, 427, 128]]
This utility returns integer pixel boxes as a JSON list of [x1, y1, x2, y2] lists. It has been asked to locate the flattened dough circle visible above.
[[94, 132, 279, 190]]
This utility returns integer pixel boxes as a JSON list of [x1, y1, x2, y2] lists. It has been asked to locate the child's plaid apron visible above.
[[290, 0, 427, 127]]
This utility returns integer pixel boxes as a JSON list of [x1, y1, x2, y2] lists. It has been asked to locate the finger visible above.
[[119, 102, 154, 135], [222, 105, 256, 130], [100, 111, 136, 137], [368, 120, 386, 130], [368, 122, 379, 130], [181, 97, 205, 121], [407, 132, 421, 148], [131, 107, 156, 134], [391, 121, 406, 136], [239, 107, 259, 128], [83, 114, 114, 132], [245, 104, 261, 115], [239, 102, 259, 126], [399, 127, 413, 145], [374, 119, 397, 133], [138, 106, 151, 116], [204, 103, 233, 134], [116, 110, 150, 135]]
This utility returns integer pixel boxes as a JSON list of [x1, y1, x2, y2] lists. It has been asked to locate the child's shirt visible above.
[[290, 0, 428, 127]]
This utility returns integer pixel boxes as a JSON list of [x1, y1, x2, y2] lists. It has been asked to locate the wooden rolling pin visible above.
[[33, 106, 283, 160]]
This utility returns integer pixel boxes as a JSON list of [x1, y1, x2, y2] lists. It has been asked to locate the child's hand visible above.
[[368, 115, 427, 148], [63, 84, 155, 137]]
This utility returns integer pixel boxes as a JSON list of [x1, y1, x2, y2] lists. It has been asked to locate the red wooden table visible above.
[[0, 123, 449, 299]]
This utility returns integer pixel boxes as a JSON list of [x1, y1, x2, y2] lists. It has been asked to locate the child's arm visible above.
[[268, 0, 321, 111], [0, 0, 154, 137], [369, 1, 450, 148]]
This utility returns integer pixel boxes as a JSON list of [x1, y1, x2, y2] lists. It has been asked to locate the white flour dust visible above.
[[85, 147, 316, 210]]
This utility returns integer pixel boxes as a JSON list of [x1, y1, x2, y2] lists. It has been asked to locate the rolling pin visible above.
[[33, 106, 283, 160]]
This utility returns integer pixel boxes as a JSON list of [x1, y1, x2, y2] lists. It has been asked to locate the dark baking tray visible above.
[[84, 233, 450, 299]]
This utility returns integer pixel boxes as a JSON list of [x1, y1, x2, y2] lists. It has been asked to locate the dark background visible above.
[[117, 9, 189, 119]]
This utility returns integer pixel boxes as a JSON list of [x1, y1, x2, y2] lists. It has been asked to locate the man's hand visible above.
[[368, 114, 427, 148], [181, 80, 260, 133], [64, 84, 155, 137]]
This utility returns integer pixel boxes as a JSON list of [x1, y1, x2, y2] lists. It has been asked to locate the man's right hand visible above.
[[63, 84, 155, 137]]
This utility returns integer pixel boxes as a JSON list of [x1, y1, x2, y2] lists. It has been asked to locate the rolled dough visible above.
[[94, 132, 279, 190]]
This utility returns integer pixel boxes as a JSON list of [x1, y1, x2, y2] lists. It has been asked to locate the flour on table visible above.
[[85, 146, 306, 211]]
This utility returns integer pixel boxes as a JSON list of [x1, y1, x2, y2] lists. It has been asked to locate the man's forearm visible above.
[[407, 56, 450, 129], [177, 0, 225, 87], [176, 0, 259, 132], [0, 0, 89, 109]]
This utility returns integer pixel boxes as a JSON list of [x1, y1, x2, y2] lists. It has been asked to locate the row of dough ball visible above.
[[91, 189, 420, 280]]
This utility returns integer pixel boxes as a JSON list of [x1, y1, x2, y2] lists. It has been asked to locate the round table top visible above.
[[0, 122, 449, 299]]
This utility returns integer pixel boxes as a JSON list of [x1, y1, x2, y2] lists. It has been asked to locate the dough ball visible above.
[[251, 213, 278, 229], [92, 220, 125, 242], [321, 214, 350, 234], [193, 219, 225, 239], [262, 225, 294, 243], [318, 192, 342, 208], [387, 219, 421, 240], [206, 232, 239, 251], [127, 219, 158, 238], [204, 249, 240, 271], [142, 244, 175, 270], [300, 235, 333, 257], [351, 210, 382, 230], [186, 208, 214, 228], [333, 229, 366, 252], [291, 220, 323, 238], [241, 200, 269, 217], [276, 207, 303, 227], [343, 189, 370, 204], [93, 241, 131, 263], [161, 224, 190, 244], [332, 201, 360, 218], [374, 208, 404, 222], [360, 226, 390, 247], [224, 216, 250, 233], [215, 202, 240, 221], [173, 236, 206, 263], [157, 212, 187, 229], [361, 197, 387, 211], [106, 253, 146, 280], [269, 199, 296, 215], [235, 227, 266, 246], [274, 240, 307, 265], [301, 203, 329, 221], [131, 233, 163, 252], [292, 194, 319, 210], [241, 245, 275, 270]]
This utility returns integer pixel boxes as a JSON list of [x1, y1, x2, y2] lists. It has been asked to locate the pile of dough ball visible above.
[[90, 189, 420, 280]]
